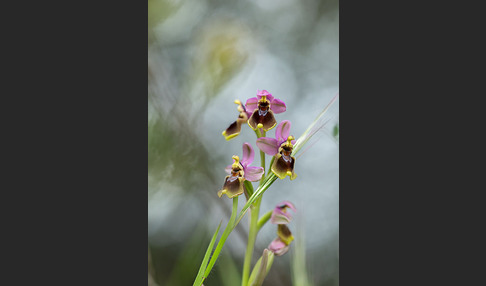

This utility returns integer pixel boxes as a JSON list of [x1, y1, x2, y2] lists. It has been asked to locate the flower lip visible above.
[[248, 107, 276, 131], [218, 175, 245, 198], [222, 100, 250, 141], [277, 224, 294, 245], [258, 100, 270, 116], [246, 90, 286, 131], [271, 147, 297, 180], [255, 121, 297, 180], [268, 224, 294, 256]]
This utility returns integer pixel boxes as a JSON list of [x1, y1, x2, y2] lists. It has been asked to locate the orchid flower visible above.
[[218, 143, 264, 198], [222, 100, 252, 141], [268, 201, 296, 256], [256, 120, 297, 180], [245, 90, 286, 131]]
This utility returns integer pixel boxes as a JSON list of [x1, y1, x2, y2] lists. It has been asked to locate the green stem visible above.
[[260, 152, 265, 183], [259, 130, 266, 186], [255, 128, 262, 138], [267, 156, 275, 177], [257, 211, 273, 230], [203, 196, 239, 281], [242, 129, 266, 286], [241, 196, 262, 286], [257, 210, 272, 230]]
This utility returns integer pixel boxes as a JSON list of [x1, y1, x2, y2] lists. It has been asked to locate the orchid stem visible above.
[[242, 129, 266, 286], [260, 130, 266, 184], [257, 210, 272, 230], [255, 128, 262, 138], [260, 153, 266, 182], [241, 195, 261, 286], [267, 156, 275, 177]]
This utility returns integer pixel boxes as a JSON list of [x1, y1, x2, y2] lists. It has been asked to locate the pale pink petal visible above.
[[244, 166, 264, 182], [279, 201, 296, 212], [271, 211, 292, 224], [241, 142, 255, 166], [270, 98, 286, 114], [256, 137, 279, 156], [275, 120, 291, 143], [268, 238, 290, 256], [245, 97, 258, 114], [257, 90, 274, 102], [271, 201, 297, 224]]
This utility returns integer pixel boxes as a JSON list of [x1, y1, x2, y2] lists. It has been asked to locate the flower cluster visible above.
[[192, 88, 338, 286], [219, 90, 297, 200], [194, 90, 337, 286], [201, 89, 302, 286]]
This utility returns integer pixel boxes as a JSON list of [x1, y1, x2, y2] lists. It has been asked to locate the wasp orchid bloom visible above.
[[218, 143, 264, 198], [268, 202, 296, 256], [256, 120, 297, 180], [268, 224, 294, 256], [222, 100, 252, 141], [270, 201, 297, 224], [245, 90, 286, 131]]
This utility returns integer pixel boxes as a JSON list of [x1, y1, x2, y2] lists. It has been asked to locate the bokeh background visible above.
[[148, 0, 339, 285]]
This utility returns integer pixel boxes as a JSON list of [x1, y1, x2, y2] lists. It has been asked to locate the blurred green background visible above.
[[148, 0, 339, 285]]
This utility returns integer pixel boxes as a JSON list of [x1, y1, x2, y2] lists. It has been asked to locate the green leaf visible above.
[[193, 221, 222, 286], [248, 249, 275, 286], [293, 93, 338, 155], [203, 197, 239, 280]]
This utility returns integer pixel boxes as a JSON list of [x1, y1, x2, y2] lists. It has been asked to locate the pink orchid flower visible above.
[[218, 143, 264, 198], [245, 90, 286, 131], [268, 201, 296, 256], [256, 120, 297, 180]]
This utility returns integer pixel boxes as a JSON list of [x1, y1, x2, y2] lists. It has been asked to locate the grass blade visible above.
[[193, 221, 222, 286], [203, 197, 239, 280]]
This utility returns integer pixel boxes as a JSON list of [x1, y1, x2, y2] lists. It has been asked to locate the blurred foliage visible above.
[[148, 0, 181, 38], [188, 18, 250, 101], [333, 123, 339, 140], [216, 250, 241, 286], [291, 224, 312, 286]]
